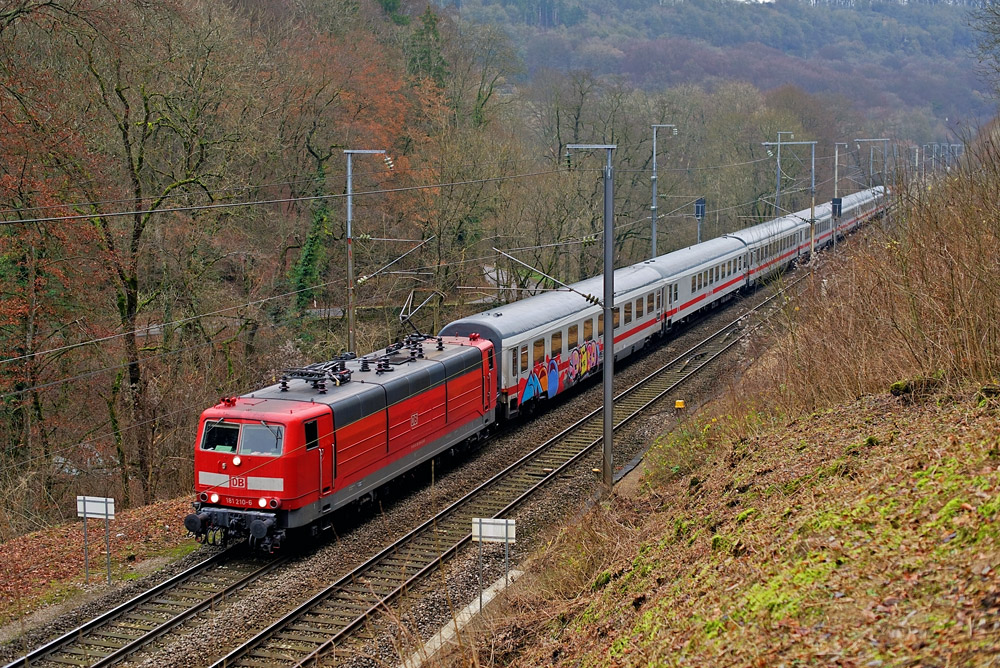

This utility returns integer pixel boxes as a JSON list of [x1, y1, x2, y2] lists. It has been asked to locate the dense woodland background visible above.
[[446, 0, 991, 138], [0, 0, 990, 538]]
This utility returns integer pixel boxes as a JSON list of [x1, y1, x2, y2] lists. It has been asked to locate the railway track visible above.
[[5, 548, 289, 668], [208, 278, 802, 668]]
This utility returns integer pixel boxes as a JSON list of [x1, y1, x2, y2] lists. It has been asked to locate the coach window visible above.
[[568, 324, 578, 349], [649, 293, 656, 313], [623, 302, 632, 325], [673, 284, 679, 302], [533, 338, 545, 364], [584, 318, 593, 341], [636, 298, 644, 318], [598, 313, 604, 336], [305, 420, 319, 450], [520, 346, 528, 374], [691, 276, 696, 292], [613, 307, 621, 329], [551, 331, 562, 358]]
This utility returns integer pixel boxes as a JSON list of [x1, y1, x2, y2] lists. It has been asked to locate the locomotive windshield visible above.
[[201, 421, 239, 452], [200, 420, 284, 456], [239, 423, 283, 456]]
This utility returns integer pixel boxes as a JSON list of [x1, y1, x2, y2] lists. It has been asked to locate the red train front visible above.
[[184, 334, 496, 551]]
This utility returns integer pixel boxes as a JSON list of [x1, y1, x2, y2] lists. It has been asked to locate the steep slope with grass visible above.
[[474, 392, 999, 666], [441, 135, 1000, 666]]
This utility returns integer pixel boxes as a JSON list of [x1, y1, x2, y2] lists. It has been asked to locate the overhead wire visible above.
[[0, 150, 873, 376]]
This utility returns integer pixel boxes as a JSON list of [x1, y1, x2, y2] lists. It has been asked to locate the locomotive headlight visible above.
[[258, 497, 268, 508], [210, 492, 220, 504], [232, 456, 242, 466]]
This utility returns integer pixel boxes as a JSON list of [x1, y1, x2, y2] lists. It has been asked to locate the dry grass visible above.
[[746, 135, 1000, 413]]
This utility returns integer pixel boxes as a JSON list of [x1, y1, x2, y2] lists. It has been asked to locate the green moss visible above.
[[979, 494, 1000, 519], [711, 534, 731, 552], [736, 508, 757, 523], [935, 497, 966, 524], [735, 552, 836, 622]]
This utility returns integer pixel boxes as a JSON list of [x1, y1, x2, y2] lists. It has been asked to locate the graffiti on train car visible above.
[[517, 340, 602, 405]]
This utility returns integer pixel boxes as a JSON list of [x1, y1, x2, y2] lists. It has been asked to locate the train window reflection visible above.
[[201, 421, 239, 452], [240, 424, 284, 456]]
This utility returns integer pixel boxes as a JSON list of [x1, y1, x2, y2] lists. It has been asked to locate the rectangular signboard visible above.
[[76, 496, 115, 520], [472, 518, 515, 543]]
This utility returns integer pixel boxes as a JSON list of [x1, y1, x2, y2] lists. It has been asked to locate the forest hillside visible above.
[[449, 0, 992, 138]]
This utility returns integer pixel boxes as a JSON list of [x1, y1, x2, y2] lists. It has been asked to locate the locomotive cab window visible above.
[[305, 420, 319, 450], [201, 421, 239, 453], [240, 423, 284, 456]]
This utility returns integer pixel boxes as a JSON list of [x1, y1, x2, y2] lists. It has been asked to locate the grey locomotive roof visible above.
[[237, 338, 484, 427]]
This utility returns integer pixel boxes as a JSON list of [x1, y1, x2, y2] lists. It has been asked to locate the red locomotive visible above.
[[184, 333, 496, 551]]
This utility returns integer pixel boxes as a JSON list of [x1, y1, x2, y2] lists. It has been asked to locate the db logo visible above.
[[231, 476, 247, 489], [410, 413, 419, 427]]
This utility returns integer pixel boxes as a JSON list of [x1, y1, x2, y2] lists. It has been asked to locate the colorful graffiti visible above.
[[567, 339, 600, 382], [517, 340, 603, 407]]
